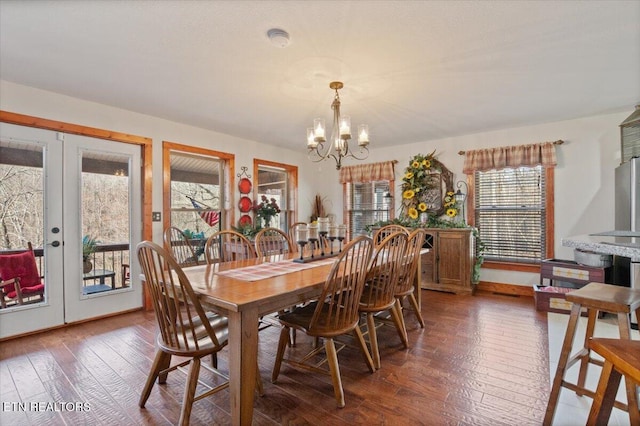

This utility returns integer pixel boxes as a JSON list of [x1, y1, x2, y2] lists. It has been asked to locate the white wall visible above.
[[0, 81, 316, 243], [1, 80, 631, 287], [345, 110, 630, 286]]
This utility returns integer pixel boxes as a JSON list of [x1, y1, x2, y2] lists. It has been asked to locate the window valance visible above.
[[461, 140, 561, 174], [339, 161, 396, 184]]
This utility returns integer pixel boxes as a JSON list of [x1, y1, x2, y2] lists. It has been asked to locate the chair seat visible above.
[[278, 302, 360, 338], [5, 283, 44, 299], [158, 311, 229, 356]]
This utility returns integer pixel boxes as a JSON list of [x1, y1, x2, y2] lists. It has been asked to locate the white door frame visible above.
[[0, 123, 65, 338]]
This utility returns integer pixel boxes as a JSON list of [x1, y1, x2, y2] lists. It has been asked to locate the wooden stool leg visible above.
[[577, 308, 598, 396], [544, 302, 583, 426], [586, 359, 622, 426], [615, 312, 640, 425]]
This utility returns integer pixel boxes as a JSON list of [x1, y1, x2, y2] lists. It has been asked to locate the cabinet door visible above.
[[438, 231, 469, 287], [420, 231, 437, 285]]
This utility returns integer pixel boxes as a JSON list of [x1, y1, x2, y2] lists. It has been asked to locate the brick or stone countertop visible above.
[[562, 232, 640, 262]]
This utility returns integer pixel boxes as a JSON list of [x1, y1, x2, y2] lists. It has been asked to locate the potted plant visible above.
[[82, 235, 99, 273], [252, 195, 281, 228]]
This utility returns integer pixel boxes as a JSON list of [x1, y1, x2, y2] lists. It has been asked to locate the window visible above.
[[163, 142, 234, 241], [253, 159, 298, 231], [473, 165, 551, 264], [345, 181, 392, 238]]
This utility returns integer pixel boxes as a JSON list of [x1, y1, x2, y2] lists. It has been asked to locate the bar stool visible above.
[[543, 282, 640, 425]]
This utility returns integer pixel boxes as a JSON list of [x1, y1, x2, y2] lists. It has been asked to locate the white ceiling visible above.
[[1, 1, 639, 151]]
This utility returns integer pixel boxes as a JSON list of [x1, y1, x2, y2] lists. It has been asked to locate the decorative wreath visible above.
[[400, 150, 457, 219]]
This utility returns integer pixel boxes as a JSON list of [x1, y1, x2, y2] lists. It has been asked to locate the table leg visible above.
[[227, 306, 259, 426]]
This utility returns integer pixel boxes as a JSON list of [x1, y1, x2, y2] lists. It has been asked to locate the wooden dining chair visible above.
[[359, 231, 408, 369], [137, 241, 262, 426], [271, 235, 375, 408], [163, 226, 202, 267], [393, 228, 426, 344], [254, 227, 293, 257], [372, 224, 409, 247], [0, 242, 45, 308], [204, 230, 256, 264]]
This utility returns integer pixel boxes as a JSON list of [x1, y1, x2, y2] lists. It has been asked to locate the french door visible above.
[[0, 122, 142, 338]]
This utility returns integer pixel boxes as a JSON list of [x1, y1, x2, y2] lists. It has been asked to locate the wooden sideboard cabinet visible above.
[[420, 228, 475, 295]]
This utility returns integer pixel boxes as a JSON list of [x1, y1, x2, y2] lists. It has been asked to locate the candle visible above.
[[308, 223, 319, 240], [313, 118, 325, 141], [295, 225, 308, 242], [307, 128, 318, 148], [337, 224, 347, 239], [358, 124, 369, 146], [339, 116, 351, 139], [329, 225, 337, 238], [318, 217, 329, 234]]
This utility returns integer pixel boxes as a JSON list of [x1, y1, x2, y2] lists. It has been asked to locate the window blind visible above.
[[346, 181, 391, 238], [475, 165, 545, 263]]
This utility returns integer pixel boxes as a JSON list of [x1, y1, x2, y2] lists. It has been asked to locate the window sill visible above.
[[482, 261, 541, 274]]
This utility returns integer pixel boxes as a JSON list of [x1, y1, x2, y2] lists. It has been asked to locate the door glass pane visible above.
[[170, 152, 223, 261], [0, 139, 46, 308], [81, 151, 131, 296]]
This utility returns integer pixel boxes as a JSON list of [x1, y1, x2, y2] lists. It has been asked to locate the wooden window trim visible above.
[[0, 110, 153, 243], [253, 159, 299, 225]]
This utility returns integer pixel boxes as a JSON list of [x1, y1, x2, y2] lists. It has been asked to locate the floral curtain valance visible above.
[[462, 141, 560, 174], [339, 160, 396, 184]]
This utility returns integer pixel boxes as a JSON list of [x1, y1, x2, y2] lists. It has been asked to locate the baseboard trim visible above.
[[475, 281, 534, 297]]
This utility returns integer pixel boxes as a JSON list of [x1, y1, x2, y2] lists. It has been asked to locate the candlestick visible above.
[[295, 225, 308, 243], [308, 223, 318, 240]]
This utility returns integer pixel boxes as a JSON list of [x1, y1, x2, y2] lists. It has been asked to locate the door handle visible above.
[[48, 241, 61, 247]]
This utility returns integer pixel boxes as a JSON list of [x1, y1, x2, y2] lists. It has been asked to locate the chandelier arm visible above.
[[344, 145, 369, 161]]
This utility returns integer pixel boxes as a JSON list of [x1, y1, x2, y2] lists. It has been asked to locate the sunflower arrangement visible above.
[[400, 151, 441, 219], [443, 191, 460, 218]]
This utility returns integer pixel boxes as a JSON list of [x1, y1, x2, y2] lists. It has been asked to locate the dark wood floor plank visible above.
[[0, 290, 552, 425]]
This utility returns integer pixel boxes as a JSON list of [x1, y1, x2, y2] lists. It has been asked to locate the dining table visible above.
[[178, 248, 426, 425]]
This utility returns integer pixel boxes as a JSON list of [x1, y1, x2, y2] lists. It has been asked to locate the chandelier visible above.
[[306, 81, 370, 170]]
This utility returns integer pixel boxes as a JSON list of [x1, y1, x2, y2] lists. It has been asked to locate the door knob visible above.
[[49, 241, 61, 247]]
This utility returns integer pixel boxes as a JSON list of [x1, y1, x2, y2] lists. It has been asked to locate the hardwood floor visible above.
[[0, 290, 549, 425]]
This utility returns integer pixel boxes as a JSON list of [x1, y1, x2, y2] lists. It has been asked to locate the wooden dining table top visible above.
[[180, 253, 337, 315]]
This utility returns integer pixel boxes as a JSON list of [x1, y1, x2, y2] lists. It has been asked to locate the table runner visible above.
[[215, 257, 336, 281]]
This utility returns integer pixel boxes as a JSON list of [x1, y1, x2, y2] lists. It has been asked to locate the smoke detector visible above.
[[267, 28, 290, 48]]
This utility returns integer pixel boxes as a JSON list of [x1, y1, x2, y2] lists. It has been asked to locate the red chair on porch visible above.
[[0, 242, 45, 308]]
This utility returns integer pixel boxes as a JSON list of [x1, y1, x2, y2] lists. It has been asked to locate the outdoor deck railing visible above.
[[2, 243, 131, 290]]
